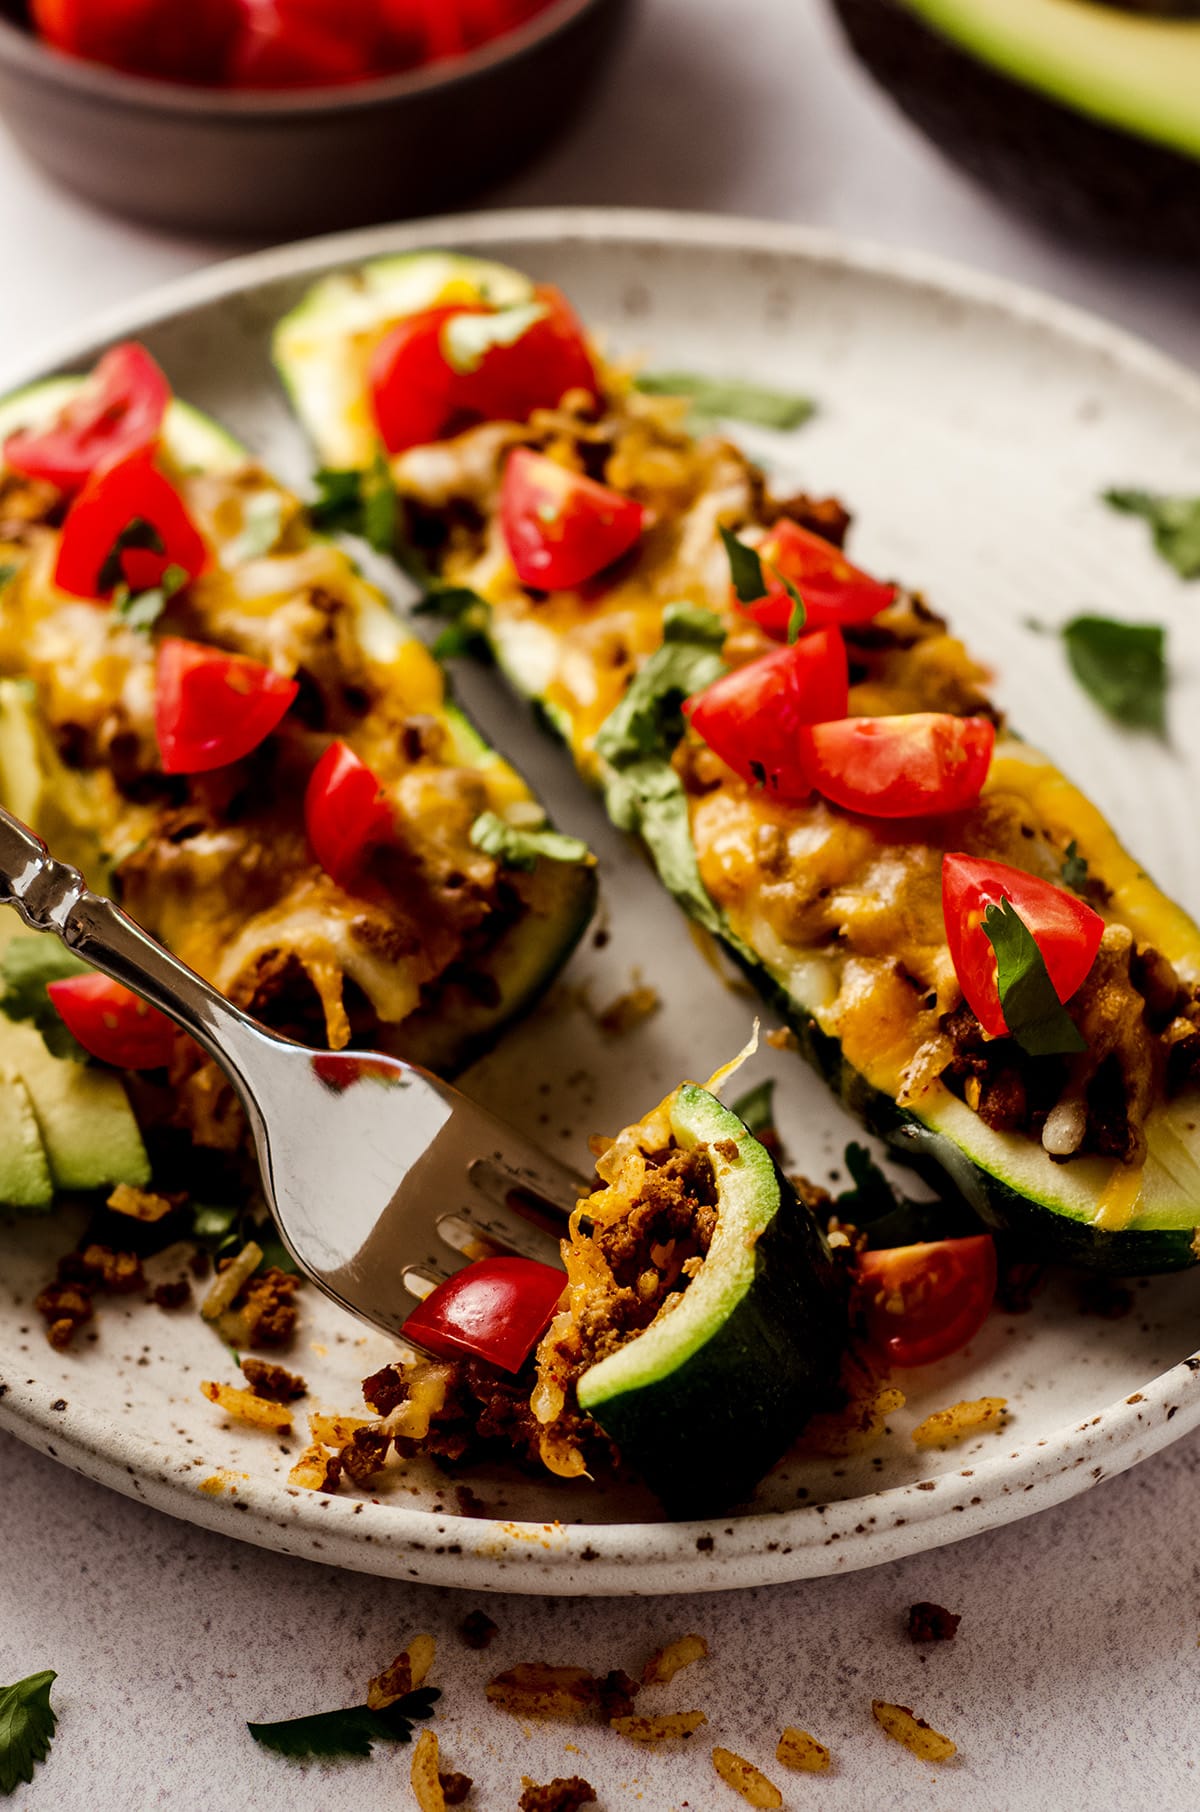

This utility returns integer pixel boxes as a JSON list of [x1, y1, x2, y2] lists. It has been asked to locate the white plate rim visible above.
[[2, 205, 1200, 1596]]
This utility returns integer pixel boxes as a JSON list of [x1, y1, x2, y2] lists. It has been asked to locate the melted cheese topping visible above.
[[0, 458, 552, 1063]]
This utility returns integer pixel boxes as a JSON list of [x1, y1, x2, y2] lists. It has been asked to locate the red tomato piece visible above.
[[155, 638, 299, 775], [500, 449, 644, 591], [304, 740, 395, 888], [3, 343, 170, 495], [368, 286, 599, 454], [856, 1235, 997, 1367], [941, 853, 1105, 1040], [682, 629, 849, 799], [736, 519, 896, 639], [53, 448, 209, 602], [47, 972, 179, 1070], [228, 0, 380, 87], [31, 0, 241, 83], [403, 1256, 565, 1373], [796, 712, 995, 819]]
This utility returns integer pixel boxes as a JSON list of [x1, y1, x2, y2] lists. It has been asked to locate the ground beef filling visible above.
[[362, 1142, 720, 1479]]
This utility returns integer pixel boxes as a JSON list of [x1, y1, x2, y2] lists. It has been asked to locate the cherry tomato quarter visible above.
[[857, 1235, 997, 1368], [48, 973, 179, 1070], [796, 712, 995, 819], [942, 853, 1105, 1039], [305, 740, 395, 888], [737, 518, 896, 639], [500, 449, 644, 590], [682, 629, 849, 799], [3, 343, 170, 495], [53, 448, 208, 601], [155, 638, 299, 775], [368, 286, 598, 454], [403, 1256, 566, 1373]]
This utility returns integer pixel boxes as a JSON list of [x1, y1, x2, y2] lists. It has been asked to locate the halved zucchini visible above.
[[274, 252, 1200, 1272], [0, 368, 596, 1188], [568, 1082, 845, 1514]]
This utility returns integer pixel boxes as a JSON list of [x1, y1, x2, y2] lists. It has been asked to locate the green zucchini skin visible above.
[[271, 273, 1200, 1271], [577, 1085, 846, 1517], [0, 375, 597, 1085]]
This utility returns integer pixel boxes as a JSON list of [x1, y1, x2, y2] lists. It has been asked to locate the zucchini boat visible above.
[[365, 1079, 846, 1516], [274, 252, 1200, 1273], [0, 360, 595, 1187]]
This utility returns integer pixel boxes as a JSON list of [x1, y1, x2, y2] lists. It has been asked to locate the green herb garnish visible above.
[[730, 1078, 776, 1137], [1061, 839, 1089, 891], [441, 302, 548, 376], [1061, 614, 1167, 733], [0, 1670, 57, 1795], [635, 371, 815, 434], [0, 939, 92, 1061], [983, 897, 1086, 1058], [0, 563, 18, 594], [469, 810, 592, 873], [228, 492, 286, 564], [1104, 488, 1200, 580], [97, 517, 165, 595], [718, 526, 805, 634], [247, 1688, 438, 1762], [113, 562, 188, 634], [594, 603, 747, 946], [310, 449, 396, 555]]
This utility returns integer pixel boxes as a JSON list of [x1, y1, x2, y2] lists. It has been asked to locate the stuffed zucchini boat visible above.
[[0, 344, 594, 1196], [364, 1077, 846, 1516], [276, 252, 1200, 1274]]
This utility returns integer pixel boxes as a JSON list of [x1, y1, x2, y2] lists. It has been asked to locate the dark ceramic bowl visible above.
[[0, 0, 630, 238]]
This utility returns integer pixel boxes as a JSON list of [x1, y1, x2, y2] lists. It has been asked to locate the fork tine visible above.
[[437, 1205, 564, 1269]]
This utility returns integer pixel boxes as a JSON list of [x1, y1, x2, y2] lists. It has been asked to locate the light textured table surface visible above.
[[3, 3, 1199, 1808]]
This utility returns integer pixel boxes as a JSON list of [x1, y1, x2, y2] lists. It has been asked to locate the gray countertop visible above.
[[2, 2, 1198, 1807]]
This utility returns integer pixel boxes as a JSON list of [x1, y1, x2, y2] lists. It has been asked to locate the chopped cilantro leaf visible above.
[[0, 938, 92, 1061], [719, 526, 767, 604], [247, 1688, 438, 1761], [97, 517, 165, 595], [1061, 840, 1089, 892], [635, 371, 815, 433], [1104, 488, 1200, 580], [835, 1142, 976, 1245], [441, 302, 548, 376], [228, 492, 286, 564], [1061, 614, 1166, 733], [718, 526, 805, 633], [470, 810, 592, 872], [112, 562, 188, 634], [0, 1670, 57, 1795], [983, 898, 1086, 1058], [730, 1078, 776, 1136], [594, 603, 750, 949], [0, 562, 18, 594], [310, 450, 396, 555]]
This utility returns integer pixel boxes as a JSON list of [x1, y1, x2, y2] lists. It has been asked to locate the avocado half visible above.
[[831, 0, 1200, 255]]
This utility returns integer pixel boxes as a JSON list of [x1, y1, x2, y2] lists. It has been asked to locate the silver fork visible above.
[[0, 808, 587, 1341]]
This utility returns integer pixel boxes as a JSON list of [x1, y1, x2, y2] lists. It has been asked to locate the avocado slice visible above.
[[0, 1063, 53, 1210], [831, 0, 1200, 255], [575, 1084, 845, 1516]]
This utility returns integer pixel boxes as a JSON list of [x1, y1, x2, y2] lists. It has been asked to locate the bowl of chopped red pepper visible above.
[[0, 0, 629, 236]]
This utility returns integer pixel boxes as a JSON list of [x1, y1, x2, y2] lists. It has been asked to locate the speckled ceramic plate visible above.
[[3, 209, 1200, 1596]]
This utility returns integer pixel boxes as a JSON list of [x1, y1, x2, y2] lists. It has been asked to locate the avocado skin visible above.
[[831, 0, 1200, 257]]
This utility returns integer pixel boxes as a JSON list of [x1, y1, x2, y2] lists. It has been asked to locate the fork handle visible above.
[[0, 807, 267, 1073]]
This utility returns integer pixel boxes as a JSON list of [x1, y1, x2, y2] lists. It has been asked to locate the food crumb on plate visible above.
[[518, 1777, 596, 1812], [711, 1745, 783, 1806], [611, 1711, 707, 1744], [776, 1725, 831, 1771], [907, 1601, 961, 1642], [199, 1379, 293, 1433], [369, 1634, 435, 1708], [911, 1397, 1008, 1448], [872, 1699, 957, 1761], [642, 1634, 708, 1685]]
